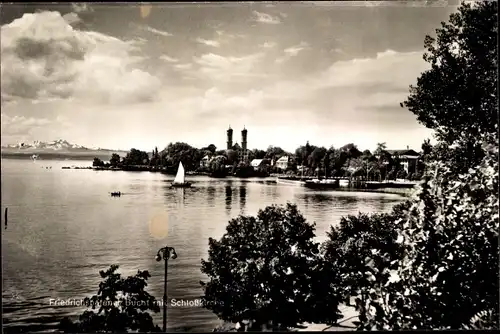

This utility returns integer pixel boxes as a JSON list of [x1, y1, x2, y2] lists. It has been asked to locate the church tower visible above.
[[241, 127, 248, 163], [227, 126, 233, 150]]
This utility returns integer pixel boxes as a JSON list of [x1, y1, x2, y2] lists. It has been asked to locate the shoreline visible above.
[[59, 166, 415, 196]]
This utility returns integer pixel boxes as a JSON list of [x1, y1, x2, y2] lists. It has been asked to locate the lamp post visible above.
[[156, 246, 177, 332]]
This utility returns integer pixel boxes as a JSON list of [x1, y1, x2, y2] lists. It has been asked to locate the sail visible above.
[[173, 162, 185, 184]]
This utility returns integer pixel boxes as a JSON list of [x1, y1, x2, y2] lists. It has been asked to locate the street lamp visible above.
[[156, 246, 177, 332]]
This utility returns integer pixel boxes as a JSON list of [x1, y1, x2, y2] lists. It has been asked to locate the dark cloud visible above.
[[1, 11, 160, 103]]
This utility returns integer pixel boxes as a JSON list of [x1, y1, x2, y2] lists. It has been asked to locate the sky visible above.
[[0, 1, 462, 152]]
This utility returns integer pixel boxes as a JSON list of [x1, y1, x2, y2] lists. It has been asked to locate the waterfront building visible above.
[[377, 146, 420, 173], [250, 159, 271, 170], [200, 155, 211, 168], [275, 156, 290, 171]]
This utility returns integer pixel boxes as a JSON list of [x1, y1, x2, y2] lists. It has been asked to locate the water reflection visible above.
[[266, 184, 278, 202], [179, 187, 186, 206], [373, 196, 388, 212], [162, 184, 187, 206], [207, 186, 216, 207], [308, 193, 334, 203], [239, 184, 247, 214], [225, 185, 232, 215], [297, 192, 360, 208]]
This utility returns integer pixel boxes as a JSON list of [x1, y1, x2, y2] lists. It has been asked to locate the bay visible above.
[[1, 158, 404, 332]]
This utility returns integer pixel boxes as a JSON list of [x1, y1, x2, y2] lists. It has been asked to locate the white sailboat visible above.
[[171, 162, 191, 187]]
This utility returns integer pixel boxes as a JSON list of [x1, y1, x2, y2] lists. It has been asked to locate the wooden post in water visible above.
[[4, 207, 8, 228]]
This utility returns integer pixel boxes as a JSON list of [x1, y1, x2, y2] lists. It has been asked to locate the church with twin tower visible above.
[[226, 126, 249, 164]]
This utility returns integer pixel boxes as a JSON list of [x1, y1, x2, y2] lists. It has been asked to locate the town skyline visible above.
[[1, 2, 460, 152], [0, 125, 426, 154]]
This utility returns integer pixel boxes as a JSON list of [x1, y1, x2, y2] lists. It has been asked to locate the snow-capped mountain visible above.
[[5, 139, 87, 151], [1, 139, 127, 159]]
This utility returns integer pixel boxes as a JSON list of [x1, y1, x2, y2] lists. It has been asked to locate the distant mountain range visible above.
[[1, 139, 128, 160]]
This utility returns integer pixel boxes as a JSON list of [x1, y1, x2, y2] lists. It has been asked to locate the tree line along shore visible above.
[[89, 140, 426, 181]]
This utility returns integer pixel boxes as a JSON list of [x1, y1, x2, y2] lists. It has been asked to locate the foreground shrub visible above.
[[59, 265, 161, 333], [389, 137, 498, 329], [200, 203, 342, 331], [321, 201, 411, 328], [348, 133, 499, 330]]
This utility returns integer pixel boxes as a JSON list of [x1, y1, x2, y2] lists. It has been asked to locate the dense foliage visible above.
[[95, 136, 423, 179], [92, 157, 105, 167], [321, 201, 411, 318], [59, 265, 161, 333], [401, 1, 497, 172], [122, 148, 150, 166], [200, 204, 342, 331], [110, 153, 121, 168], [344, 132, 498, 330], [160, 142, 201, 171]]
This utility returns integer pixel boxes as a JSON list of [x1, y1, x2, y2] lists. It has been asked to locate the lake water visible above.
[[1, 159, 405, 332]]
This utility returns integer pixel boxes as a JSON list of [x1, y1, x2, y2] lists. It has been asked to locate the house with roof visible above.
[[250, 158, 271, 170], [200, 154, 212, 168], [377, 147, 420, 173], [275, 156, 290, 171]]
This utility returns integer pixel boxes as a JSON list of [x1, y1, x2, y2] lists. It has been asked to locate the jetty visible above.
[[62, 166, 93, 170], [364, 180, 417, 189], [276, 175, 417, 194]]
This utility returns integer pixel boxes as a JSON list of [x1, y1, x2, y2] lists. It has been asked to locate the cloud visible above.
[[1, 113, 57, 143], [1, 11, 161, 105], [195, 87, 264, 116], [276, 42, 308, 63], [158, 47, 432, 149], [251, 11, 282, 24], [1, 111, 76, 145], [221, 49, 430, 133], [2, 113, 50, 128], [215, 30, 246, 40], [193, 52, 265, 82], [259, 41, 276, 48], [173, 63, 192, 70], [192, 49, 430, 145], [159, 55, 178, 63], [284, 42, 308, 56], [143, 25, 172, 37], [166, 86, 329, 150], [313, 50, 428, 91], [195, 38, 220, 47], [260, 49, 431, 137]]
